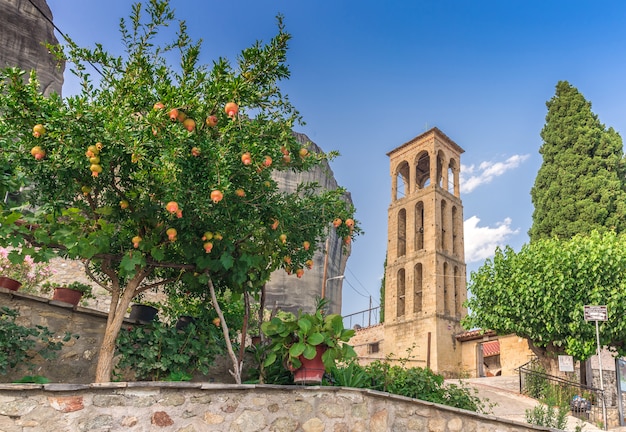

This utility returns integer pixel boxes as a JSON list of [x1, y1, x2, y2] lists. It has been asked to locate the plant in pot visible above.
[[261, 298, 357, 384], [129, 302, 160, 323], [43, 281, 94, 306], [0, 247, 53, 292]]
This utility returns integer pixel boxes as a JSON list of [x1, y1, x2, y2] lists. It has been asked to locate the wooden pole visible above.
[[427, 332, 431, 369], [321, 237, 329, 299]]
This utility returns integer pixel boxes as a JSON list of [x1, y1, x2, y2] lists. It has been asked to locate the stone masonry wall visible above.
[[0, 287, 108, 383], [0, 289, 236, 384], [0, 383, 554, 432], [350, 324, 385, 366]]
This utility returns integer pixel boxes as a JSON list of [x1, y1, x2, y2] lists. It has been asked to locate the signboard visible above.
[[584, 305, 608, 321], [558, 355, 574, 372]]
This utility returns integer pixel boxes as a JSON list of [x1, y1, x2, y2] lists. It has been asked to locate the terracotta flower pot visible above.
[[293, 345, 327, 384], [0, 276, 22, 291], [52, 287, 83, 306]]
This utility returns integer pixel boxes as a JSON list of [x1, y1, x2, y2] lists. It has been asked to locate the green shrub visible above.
[[327, 360, 369, 388], [115, 316, 223, 381], [0, 306, 75, 375], [523, 360, 549, 399], [244, 342, 293, 385], [326, 358, 489, 413], [525, 403, 568, 429]]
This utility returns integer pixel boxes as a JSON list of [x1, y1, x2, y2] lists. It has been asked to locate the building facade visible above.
[[383, 127, 467, 376]]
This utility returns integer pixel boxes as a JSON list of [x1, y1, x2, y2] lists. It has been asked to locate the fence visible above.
[[518, 359, 605, 424], [343, 306, 380, 329]]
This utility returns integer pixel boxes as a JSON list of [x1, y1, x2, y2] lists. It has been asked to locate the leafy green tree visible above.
[[0, 1, 358, 383], [463, 231, 626, 368], [529, 81, 626, 242]]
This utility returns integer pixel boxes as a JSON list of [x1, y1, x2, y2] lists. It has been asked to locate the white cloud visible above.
[[460, 154, 529, 193], [464, 215, 519, 263]]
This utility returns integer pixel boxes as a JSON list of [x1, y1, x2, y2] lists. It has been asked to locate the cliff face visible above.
[[0, 0, 64, 95], [267, 133, 352, 315]]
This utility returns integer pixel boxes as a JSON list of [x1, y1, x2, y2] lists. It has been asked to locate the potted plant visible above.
[[129, 302, 159, 323], [261, 298, 356, 384], [43, 281, 93, 307], [0, 276, 21, 291], [0, 247, 52, 292]]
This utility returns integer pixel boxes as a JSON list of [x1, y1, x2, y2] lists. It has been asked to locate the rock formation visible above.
[[0, 0, 64, 95], [267, 132, 352, 315]]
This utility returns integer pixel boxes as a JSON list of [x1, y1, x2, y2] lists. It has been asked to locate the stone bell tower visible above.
[[384, 127, 467, 376]]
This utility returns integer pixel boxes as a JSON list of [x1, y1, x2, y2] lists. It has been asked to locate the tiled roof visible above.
[[482, 340, 500, 357], [455, 329, 496, 341]]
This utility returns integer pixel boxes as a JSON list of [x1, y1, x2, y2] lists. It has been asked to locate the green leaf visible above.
[[220, 252, 234, 270], [120, 252, 144, 272], [307, 332, 324, 346], [297, 316, 312, 334], [150, 247, 165, 261], [289, 342, 306, 358], [302, 344, 317, 360]]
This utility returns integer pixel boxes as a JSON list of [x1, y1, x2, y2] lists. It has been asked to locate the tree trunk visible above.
[[208, 278, 242, 384], [238, 290, 250, 365], [527, 339, 562, 376], [259, 284, 265, 341], [93, 270, 148, 383]]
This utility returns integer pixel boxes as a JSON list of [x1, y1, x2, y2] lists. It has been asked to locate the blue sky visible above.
[[46, 0, 626, 318]]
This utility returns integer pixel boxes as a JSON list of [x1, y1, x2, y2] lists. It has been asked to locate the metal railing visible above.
[[342, 306, 380, 329], [518, 359, 605, 423]]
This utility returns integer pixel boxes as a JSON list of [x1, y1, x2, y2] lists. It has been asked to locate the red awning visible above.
[[482, 341, 500, 357]]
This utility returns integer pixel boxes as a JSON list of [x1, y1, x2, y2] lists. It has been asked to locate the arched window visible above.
[[454, 266, 461, 317], [440, 199, 447, 251], [436, 150, 445, 188], [443, 262, 449, 315], [452, 205, 459, 256], [448, 157, 460, 197], [415, 201, 424, 250], [397, 268, 406, 317], [414, 263, 423, 313], [415, 151, 430, 189], [397, 208, 406, 257], [394, 161, 410, 200]]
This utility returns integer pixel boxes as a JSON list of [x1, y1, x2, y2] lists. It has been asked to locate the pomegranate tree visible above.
[[0, 0, 359, 384]]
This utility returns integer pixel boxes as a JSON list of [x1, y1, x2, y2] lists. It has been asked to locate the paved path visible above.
[[453, 376, 626, 431]]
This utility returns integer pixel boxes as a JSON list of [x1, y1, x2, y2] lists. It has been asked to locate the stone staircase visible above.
[[455, 376, 626, 431]]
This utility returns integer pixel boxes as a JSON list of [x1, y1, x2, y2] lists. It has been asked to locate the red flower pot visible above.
[[52, 287, 83, 306], [0, 276, 22, 291], [293, 345, 327, 384]]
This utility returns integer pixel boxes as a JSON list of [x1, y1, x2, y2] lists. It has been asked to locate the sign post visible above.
[[584, 305, 608, 430], [617, 358, 626, 426]]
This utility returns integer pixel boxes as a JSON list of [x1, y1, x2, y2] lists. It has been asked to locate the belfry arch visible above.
[[393, 161, 410, 200], [415, 151, 430, 190], [384, 127, 467, 376]]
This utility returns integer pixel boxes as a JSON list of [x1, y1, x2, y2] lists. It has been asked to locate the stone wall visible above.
[[0, 289, 237, 385], [0, 288, 108, 383], [350, 324, 385, 366], [0, 383, 554, 432], [499, 335, 534, 376]]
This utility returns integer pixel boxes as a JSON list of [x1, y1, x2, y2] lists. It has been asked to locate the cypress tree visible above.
[[529, 81, 626, 242]]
